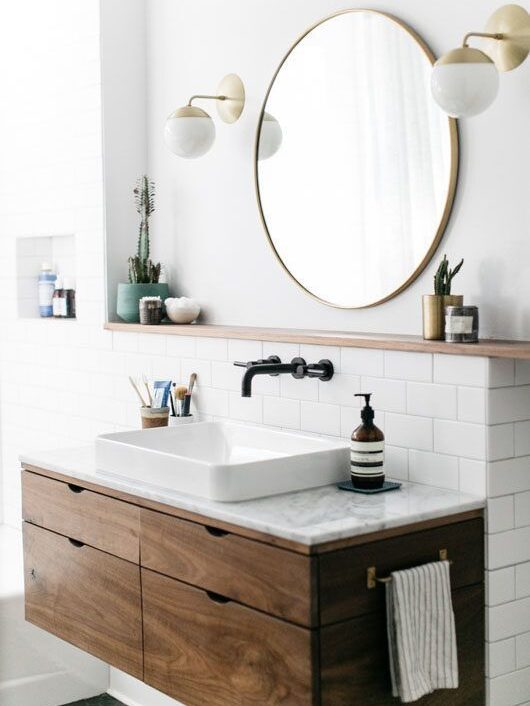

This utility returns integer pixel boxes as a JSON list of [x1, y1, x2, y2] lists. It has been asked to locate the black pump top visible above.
[[355, 393, 375, 424]]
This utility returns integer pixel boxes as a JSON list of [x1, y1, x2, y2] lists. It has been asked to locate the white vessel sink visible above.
[[95, 421, 349, 502]]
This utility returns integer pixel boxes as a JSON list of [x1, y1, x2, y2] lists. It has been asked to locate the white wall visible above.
[[144, 0, 530, 339]]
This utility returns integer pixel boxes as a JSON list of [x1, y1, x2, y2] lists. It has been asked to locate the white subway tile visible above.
[[385, 413, 433, 451], [434, 419, 486, 460], [459, 458, 487, 496], [301, 401, 340, 437], [228, 338, 262, 363], [211, 361, 241, 392], [409, 450, 459, 489], [360, 377, 406, 414], [434, 354, 487, 387], [488, 597, 530, 641], [487, 567, 516, 606], [180, 358, 211, 387], [300, 344, 340, 372], [385, 445, 409, 481], [263, 340, 299, 362], [516, 563, 530, 599], [407, 382, 457, 419], [488, 425, 515, 462], [488, 496, 515, 533], [228, 392, 263, 424], [458, 386, 486, 423], [384, 351, 432, 382], [196, 337, 228, 361], [136, 331, 167, 357], [488, 638, 516, 678], [252, 374, 280, 396], [152, 357, 180, 382], [516, 631, 530, 669], [113, 331, 138, 353], [489, 664, 530, 706], [516, 361, 530, 385], [488, 528, 530, 569], [341, 348, 383, 377], [166, 335, 196, 358], [194, 387, 228, 418], [489, 457, 530, 497], [515, 421, 530, 457], [489, 359, 516, 388], [263, 396, 300, 430], [515, 491, 530, 528], [488, 386, 530, 424], [280, 374, 319, 401], [318, 374, 360, 406]]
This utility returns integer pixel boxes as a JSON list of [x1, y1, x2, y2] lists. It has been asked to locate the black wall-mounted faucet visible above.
[[234, 356, 334, 397]]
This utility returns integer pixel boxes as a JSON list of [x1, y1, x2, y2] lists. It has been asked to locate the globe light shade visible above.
[[258, 112, 283, 160], [164, 106, 216, 159], [431, 47, 499, 118]]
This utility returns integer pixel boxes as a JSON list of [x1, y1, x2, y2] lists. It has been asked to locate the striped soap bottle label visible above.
[[350, 439, 385, 478]]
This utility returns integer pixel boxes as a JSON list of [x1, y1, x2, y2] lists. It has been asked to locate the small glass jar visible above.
[[139, 296, 162, 325], [445, 305, 479, 343]]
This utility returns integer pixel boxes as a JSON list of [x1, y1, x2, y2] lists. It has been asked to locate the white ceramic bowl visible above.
[[165, 297, 200, 324]]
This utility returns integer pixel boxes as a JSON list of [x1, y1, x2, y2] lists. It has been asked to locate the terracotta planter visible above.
[[422, 294, 464, 340]]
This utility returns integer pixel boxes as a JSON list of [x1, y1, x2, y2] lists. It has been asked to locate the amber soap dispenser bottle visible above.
[[350, 393, 385, 489]]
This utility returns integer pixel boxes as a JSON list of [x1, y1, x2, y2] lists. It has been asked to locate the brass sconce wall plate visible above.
[[216, 73, 245, 123], [483, 4, 530, 71]]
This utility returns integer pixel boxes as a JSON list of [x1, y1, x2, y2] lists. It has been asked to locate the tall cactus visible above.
[[128, 176, 161, 284], [434, 254, 463, 295]]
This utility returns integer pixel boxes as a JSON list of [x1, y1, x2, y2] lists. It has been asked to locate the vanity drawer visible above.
[[319, 518, 484, 624], [320, 583, 484, 705], [142, 568, 316, 706], [140, 508, 315, 626], [23, 522, 143, 679], [22, 470, 140, 562]]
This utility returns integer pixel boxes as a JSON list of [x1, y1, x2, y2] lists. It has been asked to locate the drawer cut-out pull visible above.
[[67, 483, 85, 494], [68, 538, 85, 548], [205, 525, 229, 538], [367, 548, 451, 589], [205, 590, 231, 604]]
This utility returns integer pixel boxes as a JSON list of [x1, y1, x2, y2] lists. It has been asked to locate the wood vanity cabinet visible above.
[[21, 466, 485, 706]]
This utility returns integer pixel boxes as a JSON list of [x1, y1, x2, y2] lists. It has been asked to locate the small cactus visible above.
[[128, 176, 161, 284], [434, 254, 463, 295]]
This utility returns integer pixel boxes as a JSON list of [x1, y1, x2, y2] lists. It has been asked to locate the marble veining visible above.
[[20, 446, 484, 546]]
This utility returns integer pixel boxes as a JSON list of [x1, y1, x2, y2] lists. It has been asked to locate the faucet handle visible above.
[[233, 355, 281, 369], [234, 361, 251, 368]]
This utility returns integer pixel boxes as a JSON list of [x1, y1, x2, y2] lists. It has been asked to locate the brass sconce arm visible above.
[[462, 31, 504, 48], [187, 93, 227, 107]]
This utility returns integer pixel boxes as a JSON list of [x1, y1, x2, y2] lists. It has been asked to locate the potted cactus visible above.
[[116, 176, 169, 323], [422, 255, 464, 340]]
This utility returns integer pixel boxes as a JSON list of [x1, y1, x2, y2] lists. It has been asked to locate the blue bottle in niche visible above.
[[38, 263, 57, 317]]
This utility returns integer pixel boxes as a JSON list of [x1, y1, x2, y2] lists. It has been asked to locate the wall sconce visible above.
[[164, 74, 245, 159], [258, 112, 283, 161], [431, 4, 530, 117]]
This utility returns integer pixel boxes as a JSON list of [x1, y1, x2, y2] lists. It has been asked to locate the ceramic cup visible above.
[[165, 297, 200, 324]]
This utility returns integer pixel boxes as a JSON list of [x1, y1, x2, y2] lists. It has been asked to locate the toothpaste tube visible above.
[[152, 380, 171, 409]]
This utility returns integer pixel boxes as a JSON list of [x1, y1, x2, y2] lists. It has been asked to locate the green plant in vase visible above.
[[423, 254, 464, 340], [116, 176, 169, 323]]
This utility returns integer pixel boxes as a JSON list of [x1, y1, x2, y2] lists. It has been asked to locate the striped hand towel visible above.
[[386, 560, 458, 703]]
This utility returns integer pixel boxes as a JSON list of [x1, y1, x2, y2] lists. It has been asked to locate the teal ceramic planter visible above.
[[116, 283, 170, 323]]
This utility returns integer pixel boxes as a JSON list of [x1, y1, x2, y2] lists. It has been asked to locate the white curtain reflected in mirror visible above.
[[256, 11, 457, 308]]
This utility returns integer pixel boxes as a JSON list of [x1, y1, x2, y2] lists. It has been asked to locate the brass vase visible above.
[[422, 294, 464, 340]]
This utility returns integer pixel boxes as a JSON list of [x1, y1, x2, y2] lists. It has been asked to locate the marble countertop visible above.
[[20, 446, 484, 547]]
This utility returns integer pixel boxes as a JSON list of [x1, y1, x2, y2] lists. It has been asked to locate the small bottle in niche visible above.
[[350, 393, 385, 489], [38, 263, 56, 317], [63, 278, 76, 318], [52, 277, 65, 318]]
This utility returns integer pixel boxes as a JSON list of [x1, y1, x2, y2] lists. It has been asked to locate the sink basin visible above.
[[95, 421, 349, 501]]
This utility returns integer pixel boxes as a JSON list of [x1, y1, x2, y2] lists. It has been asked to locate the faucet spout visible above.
[[241, 362, 295, 397]]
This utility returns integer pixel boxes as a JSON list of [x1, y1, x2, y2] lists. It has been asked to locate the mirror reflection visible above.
[[256, 10, 457, 308]]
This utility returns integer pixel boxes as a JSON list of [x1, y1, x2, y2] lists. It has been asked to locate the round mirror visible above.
[[256, 10, 458, 308]]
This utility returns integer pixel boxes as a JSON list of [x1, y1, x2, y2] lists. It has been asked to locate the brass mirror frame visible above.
[[254, 9, 460, 310]]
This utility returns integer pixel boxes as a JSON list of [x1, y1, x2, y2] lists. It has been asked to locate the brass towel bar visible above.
[[367, 549, 450, 589]]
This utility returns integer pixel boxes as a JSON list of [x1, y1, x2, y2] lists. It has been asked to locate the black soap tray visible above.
[[338, 480, 402, 494]]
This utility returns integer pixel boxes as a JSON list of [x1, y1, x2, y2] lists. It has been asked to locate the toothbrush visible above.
[[142, 375, 153, 406], [174, 385, 188, 416], [129, 376, 148, 407]]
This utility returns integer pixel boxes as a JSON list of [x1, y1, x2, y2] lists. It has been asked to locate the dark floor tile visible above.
[[62, 695, 124, 706]]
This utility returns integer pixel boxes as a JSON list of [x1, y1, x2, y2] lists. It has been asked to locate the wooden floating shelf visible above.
[[104, 322, 530, 360]]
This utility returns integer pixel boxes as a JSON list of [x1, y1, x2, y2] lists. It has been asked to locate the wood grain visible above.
[[22, 470, 140, 562], [104, 322, 530, 359], [319, 518, 484, 624], [23, 522, 143, 679], [140, 508, 316, 626], [320, 583, 485, 706], [22, 465, 483, 556], [142, 569, 317, 706]]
